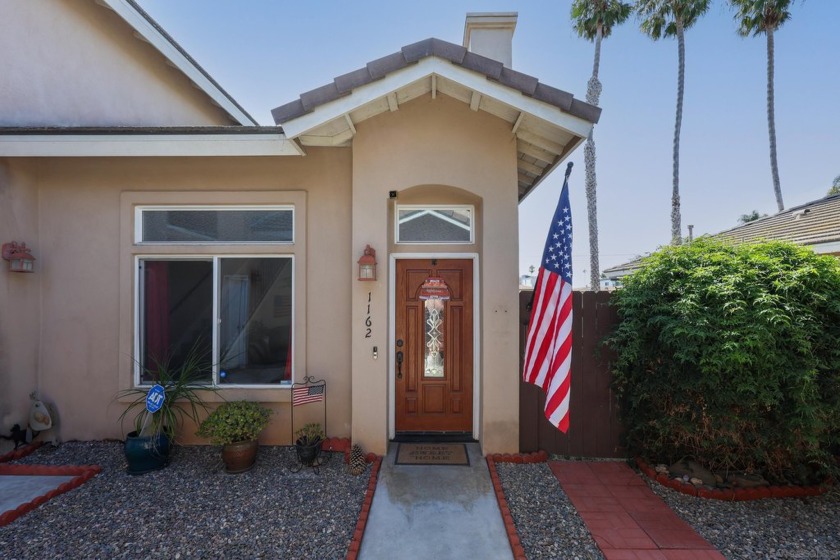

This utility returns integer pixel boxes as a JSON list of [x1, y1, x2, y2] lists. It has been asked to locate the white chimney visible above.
[[462, 12, 518, 68]]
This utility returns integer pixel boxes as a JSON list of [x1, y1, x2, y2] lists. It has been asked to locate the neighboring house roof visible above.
[[0, 126, 302, 157], [603, 194, 840, 280], [716, 194, 840, 247], [272, 38, 601, 201], [100, 0, 257, 126]]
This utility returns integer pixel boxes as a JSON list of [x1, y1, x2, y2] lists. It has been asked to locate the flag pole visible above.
[[527, 161, 574, 315], [523, 159, 575, 433]]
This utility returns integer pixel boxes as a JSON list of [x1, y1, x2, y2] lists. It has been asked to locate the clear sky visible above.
[[139, 0, 840, 287]]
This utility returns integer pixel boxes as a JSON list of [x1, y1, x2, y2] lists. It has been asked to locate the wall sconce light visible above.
[[2, 242, 36, 273], [357, 244, 377, 281]]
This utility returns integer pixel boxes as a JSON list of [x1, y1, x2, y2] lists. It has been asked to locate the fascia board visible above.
[[102, 0, 256, 126], [281, 57, 594, 140], [0, 134, 303, 157]]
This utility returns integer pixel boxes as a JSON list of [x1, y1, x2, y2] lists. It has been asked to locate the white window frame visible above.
[[134, 205, 295, 245], [395, 204, 475, 244], [133, 254, 295, 388]]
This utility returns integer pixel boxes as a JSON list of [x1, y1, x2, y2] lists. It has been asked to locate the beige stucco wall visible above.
[[0, 151, 352, 444], [3, 96, 523, 454], [351, 94, 521, 455], [0, 161, 41, 431], [0, 0, 233, 127]]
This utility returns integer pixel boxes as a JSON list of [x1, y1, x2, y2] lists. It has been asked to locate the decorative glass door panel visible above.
[[424, 299, 445, 378]]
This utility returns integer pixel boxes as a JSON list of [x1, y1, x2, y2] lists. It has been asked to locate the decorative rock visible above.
[[728, 472, 770, 488], [655, 464, 669, 474], [669, 459, 717, 486], [690, 477, 703, 486]]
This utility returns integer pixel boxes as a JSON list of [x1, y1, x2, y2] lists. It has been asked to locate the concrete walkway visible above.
[[0, 475, 75, 514], [549, 461, 725, 560], [359, 443, 512, 560]]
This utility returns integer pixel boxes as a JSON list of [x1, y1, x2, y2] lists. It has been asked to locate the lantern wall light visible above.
[[2, 241, 36, 273], [357, 244, 377, 281]]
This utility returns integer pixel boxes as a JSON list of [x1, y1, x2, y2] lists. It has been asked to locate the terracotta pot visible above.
[[222, 440, 259, 474], [124, 431, 171, 475]]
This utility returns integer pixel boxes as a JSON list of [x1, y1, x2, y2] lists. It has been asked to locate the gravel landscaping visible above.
[[0, 441, 368, 559], [496, 461, 603, 560], [651, 479, 840, 559], [4, 443, 840, 560]]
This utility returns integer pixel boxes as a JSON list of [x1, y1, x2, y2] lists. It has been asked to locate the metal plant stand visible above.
[[289, 376, 328, 473], [289, 442, 331, 473]]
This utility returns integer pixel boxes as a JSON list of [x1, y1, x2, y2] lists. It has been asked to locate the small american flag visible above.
[[293, 384, 325, 407], [523, 162, 574, 433]]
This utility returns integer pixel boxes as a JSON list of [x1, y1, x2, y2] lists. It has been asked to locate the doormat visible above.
[[395, 443, 470, 466]]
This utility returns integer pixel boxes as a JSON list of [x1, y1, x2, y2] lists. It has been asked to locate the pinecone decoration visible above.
[[348, 443, 366, 476]]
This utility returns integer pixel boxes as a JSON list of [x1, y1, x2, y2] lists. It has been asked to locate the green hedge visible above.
[[607, 239, 840, 484]]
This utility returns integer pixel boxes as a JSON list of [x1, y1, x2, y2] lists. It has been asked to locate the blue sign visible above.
[[145, 384, 166, 413]]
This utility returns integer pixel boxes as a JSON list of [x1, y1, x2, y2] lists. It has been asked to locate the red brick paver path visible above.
[[549, 461, 725, 560]]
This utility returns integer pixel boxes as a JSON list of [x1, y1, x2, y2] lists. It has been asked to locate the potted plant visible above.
[[115, 343, 216, 475], [196, 400, 272, 473], [294, 423, 325, 466]]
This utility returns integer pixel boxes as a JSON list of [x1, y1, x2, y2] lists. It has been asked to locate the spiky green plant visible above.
[[115, 341, 217, 442], [294, 423, 325, 445]]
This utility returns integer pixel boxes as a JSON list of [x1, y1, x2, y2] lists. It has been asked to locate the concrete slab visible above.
[[0, 475, 75, 513], [360, 443, 513, 560]]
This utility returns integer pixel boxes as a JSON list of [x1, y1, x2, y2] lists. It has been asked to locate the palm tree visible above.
[[729, 0, 793, 212], [738, 210, 768, 223], [571, 0, 632, 290], [635, 0, 710, 245]]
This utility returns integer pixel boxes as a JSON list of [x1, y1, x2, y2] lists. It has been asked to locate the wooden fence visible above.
[[518, 290, 625, 458]]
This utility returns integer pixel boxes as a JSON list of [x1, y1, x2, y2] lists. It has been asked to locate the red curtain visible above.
[[283, 327, 292, 381], [144, 261, 170, 367]]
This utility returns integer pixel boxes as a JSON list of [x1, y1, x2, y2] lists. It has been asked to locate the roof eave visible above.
[[0, 128, 303, 157]]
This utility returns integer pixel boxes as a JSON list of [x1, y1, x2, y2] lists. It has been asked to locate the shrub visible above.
[[196, 400, 272, 446], [294, 423, 325, 445], [607, 239, 840, 484]]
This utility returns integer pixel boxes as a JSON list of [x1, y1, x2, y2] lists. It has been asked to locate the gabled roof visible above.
[[272, 38, 601, 201], [603, 194, 840, 279], [100, 0, 257, 126]]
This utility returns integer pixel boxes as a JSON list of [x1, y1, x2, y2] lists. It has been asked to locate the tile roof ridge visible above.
[[271, 37, 600, 125]]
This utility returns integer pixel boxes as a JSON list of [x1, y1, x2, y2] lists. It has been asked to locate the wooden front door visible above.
[[395, 259, 473, 433]]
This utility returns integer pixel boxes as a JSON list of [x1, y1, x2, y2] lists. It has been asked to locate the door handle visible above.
[[396, 351, 403, 379]]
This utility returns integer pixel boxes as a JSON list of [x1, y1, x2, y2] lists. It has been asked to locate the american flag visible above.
[[523, 162, 574, 433], [292, 384, 325, 407]]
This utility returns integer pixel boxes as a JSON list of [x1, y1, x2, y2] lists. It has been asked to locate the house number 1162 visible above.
[[365, 292, 372, 338]]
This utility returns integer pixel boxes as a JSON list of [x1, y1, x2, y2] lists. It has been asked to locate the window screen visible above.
[[397, 207, 473, 243], [140, 209, 293, 243]]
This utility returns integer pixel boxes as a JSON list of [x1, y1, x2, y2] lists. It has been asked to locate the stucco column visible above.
[[350, 188, 390, 455], [479, 183, 521, 454]]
